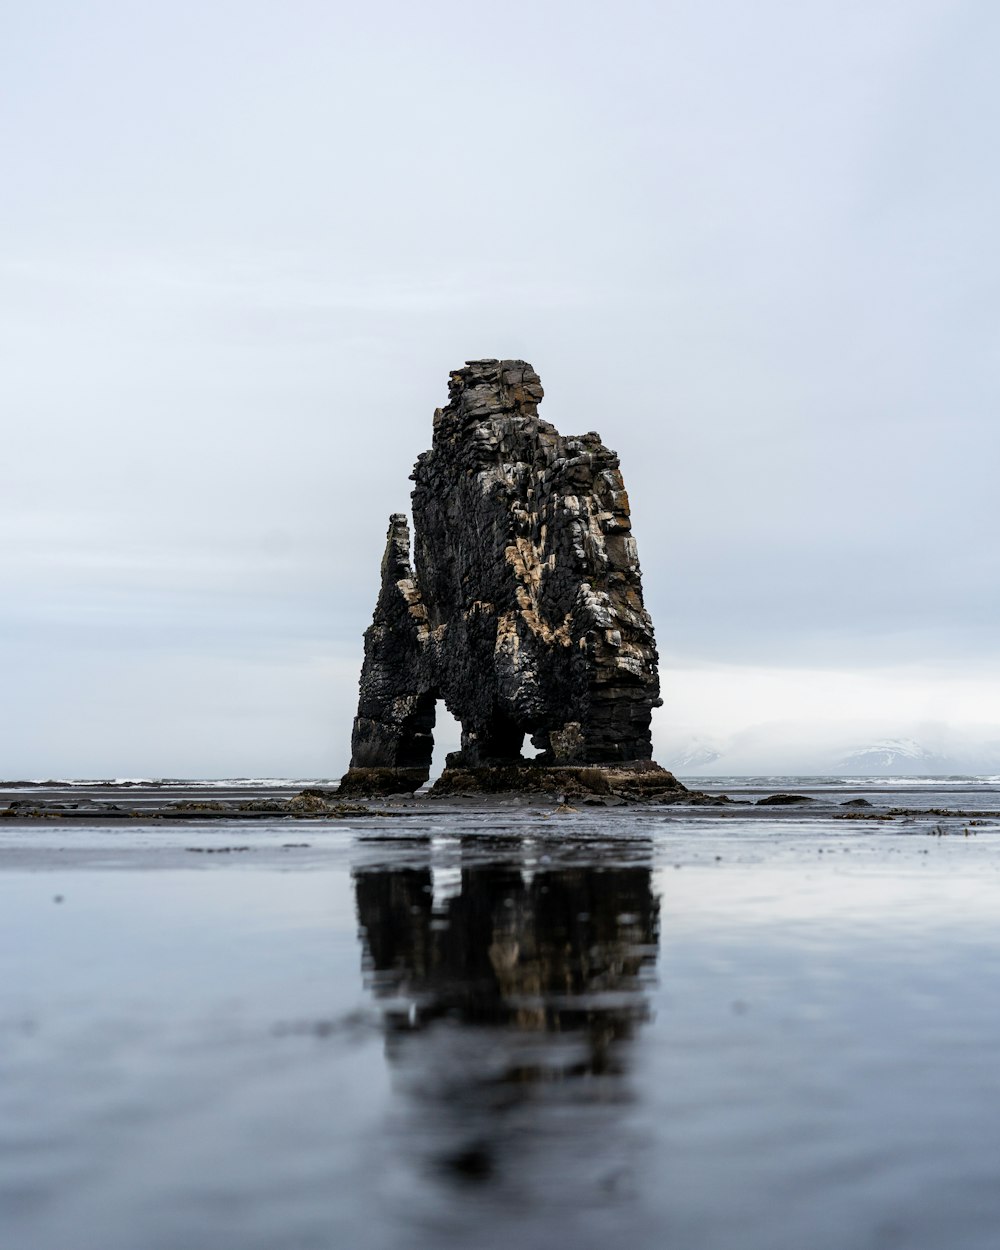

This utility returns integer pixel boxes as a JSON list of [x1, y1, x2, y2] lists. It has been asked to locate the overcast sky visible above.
[[2, 0, 998, 777]]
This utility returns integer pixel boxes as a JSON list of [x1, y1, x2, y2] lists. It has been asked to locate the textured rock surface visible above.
[[340, 359, 676, 797]]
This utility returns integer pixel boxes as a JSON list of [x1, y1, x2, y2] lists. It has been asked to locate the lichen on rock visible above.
[[339, 359, 678, 798]]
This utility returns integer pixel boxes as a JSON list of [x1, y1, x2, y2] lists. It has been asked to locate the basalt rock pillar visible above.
[[339, 359, 682, 799]]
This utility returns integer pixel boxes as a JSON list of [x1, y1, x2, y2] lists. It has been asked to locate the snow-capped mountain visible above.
[[662, 726, 1000, 776], [675, 740, 723, 769], [835, 738, 942, 774], [662, 722, 1000, 776]]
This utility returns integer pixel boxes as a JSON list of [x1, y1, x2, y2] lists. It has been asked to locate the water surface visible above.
[[3, 780, 1000, 1249]]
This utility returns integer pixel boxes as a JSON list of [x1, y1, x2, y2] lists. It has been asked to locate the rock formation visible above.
[[354, 854, 658, 1178], [355, 856, 657, 1047], [340, 359, 682, 798]]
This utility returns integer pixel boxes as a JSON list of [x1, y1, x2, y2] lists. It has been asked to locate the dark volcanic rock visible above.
[[340, 359, 673, 795], [756, 793, 815, 806], [427, 763, 686, 800]]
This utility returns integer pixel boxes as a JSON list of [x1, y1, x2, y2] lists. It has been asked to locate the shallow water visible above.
[[4, 782, 1000, 1249]]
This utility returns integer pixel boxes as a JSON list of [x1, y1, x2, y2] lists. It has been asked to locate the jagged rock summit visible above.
[[339, 359, 683, 799]]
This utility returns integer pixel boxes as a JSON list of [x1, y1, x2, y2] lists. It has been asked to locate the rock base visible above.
[[428, 761, 687, 801], [337, 767, 429, 797]]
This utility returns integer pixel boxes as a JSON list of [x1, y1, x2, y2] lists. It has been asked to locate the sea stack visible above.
[[339, 359, 683, 799]]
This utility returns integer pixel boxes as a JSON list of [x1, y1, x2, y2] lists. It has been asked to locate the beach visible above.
[[4, 778, 1000, 1249]]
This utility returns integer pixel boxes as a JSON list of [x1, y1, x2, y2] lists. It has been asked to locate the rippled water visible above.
[[3, 781, 1000, 1249]]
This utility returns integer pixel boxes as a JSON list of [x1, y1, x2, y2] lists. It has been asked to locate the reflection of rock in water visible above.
[[354, 847, 658, 1189]]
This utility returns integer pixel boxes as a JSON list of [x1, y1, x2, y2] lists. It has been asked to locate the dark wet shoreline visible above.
[[3, 776, 999, 826]]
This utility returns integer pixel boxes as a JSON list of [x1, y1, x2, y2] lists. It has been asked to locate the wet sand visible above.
[[4, 781, 1000, 1249]]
